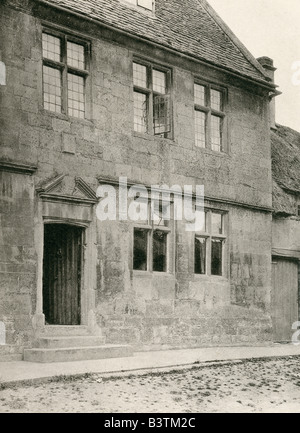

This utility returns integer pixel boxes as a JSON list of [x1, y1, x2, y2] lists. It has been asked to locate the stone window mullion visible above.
[[61, 35, 68, 116]]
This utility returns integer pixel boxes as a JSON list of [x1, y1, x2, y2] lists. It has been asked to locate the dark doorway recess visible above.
[[43, 224, 83, 325]]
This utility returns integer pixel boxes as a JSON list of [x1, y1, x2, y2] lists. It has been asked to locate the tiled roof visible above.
[[272, 125, 300, 194], [40, 0, 271, 84], [272, 124, 300, 215]]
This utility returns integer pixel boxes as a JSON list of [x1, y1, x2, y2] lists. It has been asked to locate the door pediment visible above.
[[36, 174, 97, 205]]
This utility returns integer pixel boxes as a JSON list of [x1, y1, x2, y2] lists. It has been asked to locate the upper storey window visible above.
[[133, 61, 172, 138], [42, 31, 89, 119], [194, 82, 227, 152]]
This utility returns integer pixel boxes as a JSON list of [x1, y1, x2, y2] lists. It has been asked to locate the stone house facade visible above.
[[271, 124, 300, 343], [0, 0, 282, 361]]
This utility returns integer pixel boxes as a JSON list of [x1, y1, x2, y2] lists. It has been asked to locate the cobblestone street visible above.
[[1, 356, 300, 413]]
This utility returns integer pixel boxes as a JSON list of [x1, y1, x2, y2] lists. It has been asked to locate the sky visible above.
[[208, 0, 300, 132]]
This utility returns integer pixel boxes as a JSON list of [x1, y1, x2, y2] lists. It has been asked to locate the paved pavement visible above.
[[1, 344, 300, 385]]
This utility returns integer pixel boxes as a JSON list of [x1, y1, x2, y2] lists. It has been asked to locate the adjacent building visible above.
[[271, 124, 300, 342]]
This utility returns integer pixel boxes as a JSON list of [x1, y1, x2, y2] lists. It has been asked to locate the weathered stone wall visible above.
[[0, 1, 274, 352], [0, 171, 36, 354], [0, 1, 272, 203], [272, 217, 300, 253], [94, 206, 272, 350]]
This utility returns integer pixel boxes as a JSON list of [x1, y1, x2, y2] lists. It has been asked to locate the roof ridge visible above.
[[199, 0, 269, 81]]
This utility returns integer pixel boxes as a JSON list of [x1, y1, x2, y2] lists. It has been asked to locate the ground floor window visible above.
[[133, 199, 171, 273], [133, 228, 148, 271], [195, 237, 206, 275], [194, 210, 227, 276], [153, 230, 168, 271], [133, 227, 168, 272]]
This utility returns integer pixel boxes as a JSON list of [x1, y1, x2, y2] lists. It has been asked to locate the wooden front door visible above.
[[43, 224, 83, 325], [272, 258, 299, 342]]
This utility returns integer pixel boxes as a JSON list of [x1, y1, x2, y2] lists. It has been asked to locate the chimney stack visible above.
[[257, 57, 277, 130]]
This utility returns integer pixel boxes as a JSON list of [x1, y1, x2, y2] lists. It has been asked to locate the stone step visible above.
[[0, 353, 23, 361], [23, 345, 133, 363], [0, 345, 23, 362], [35, 335, 106, 349], [42, 326, 90, 337]]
